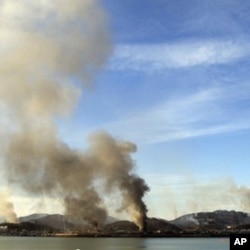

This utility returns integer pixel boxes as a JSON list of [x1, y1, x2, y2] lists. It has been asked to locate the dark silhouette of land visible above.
[[1, 210, 250, 237]]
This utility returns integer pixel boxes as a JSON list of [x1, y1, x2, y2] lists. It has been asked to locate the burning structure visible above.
[[0, 0, 149, 231]]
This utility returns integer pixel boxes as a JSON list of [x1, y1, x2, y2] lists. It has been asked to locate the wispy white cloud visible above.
[[58, 80, 250, 147], [110, 39, 250, 71], [100, 83, 250, 144]]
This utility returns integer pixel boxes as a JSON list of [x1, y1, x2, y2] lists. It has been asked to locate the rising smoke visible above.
[[0, 0, 149, 230], [0, 191, 17, 223]]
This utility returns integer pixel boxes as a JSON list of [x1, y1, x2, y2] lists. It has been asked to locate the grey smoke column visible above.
[[88, 132, 149, 230], [0, 0, 149, 228]]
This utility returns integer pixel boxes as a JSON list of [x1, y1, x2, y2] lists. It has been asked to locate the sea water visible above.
[[0, 237, 229, 250]]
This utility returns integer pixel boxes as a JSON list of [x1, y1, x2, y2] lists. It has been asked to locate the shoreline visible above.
[[0, 232, 245, 238]]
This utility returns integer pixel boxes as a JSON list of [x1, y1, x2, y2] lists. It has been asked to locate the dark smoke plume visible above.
[[0, 0, 149, 229]]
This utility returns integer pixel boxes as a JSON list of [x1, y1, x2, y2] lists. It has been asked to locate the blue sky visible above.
[[54, 0, 250, 217], [0, 0, 250, 219], [3, 0, 249, 220], [56, 0, 250, 218]]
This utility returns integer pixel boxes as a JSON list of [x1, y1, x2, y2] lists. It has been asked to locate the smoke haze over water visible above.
[[0, 0, 149, 229]]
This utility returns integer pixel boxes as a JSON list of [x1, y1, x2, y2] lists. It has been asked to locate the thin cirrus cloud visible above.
[[110, 39, 250, 71], [102, 85, 250, 144], [59, 81, 250, 146]]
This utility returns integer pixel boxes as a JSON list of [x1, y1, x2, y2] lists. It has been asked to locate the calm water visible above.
[[0, 237, 229, 250]]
